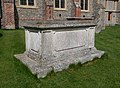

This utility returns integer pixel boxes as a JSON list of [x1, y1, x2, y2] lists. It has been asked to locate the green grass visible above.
[[0, 26, 120, 88]]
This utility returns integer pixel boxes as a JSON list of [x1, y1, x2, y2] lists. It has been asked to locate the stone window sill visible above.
[[16, 6, 38, 9], [54, 8, 67, 11], [81, 10, 90, 12]]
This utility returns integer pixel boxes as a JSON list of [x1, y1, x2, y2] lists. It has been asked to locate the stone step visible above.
[[14, 54, 39, 74], [14, 54, 53, 78]]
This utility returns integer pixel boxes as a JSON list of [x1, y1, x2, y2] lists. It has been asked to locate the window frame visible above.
[[80, 0, 89, 12], [19, 0, 36, 8], [54, 0, 67, 10]]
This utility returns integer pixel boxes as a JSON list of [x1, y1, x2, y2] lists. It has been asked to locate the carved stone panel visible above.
[[53, 30, 86, 52], [30, 31, 41, 52]]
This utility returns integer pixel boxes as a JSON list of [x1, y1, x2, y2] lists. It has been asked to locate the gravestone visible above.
[[15, 20, 104, 78]]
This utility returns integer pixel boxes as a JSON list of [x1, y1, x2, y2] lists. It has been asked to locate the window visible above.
[[20, 0, 35, 6], [108, 12, 112, 21], [54, 0, 66, 10], [80, 0, 89, 11], [28, 0, 34, 6], [20, 0, 27, 5]]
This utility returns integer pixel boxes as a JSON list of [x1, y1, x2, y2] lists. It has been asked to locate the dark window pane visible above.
[[55, 0, 59, 8], [20, 0, 27, 5], [81, 0, 84, 10], [108, 12, 112, 21], [61, 0, 65, 8], [85, 0, 88, 10], [28, 0, 34, 6]]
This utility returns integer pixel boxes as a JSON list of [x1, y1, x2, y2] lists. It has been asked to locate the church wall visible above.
[[0, 0, 120, 29], [15, 0, 45, 28]]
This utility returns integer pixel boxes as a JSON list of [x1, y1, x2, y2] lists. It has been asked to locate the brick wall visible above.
[[2, 0, 15, 29]]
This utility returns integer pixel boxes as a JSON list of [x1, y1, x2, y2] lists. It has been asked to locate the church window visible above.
[[54, 0, 66, 10], [80, 0, 89, 11], [20, 0, 35, 6]]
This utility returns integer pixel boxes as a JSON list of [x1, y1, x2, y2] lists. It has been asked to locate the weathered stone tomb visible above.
[[15, 20, 104, 78]]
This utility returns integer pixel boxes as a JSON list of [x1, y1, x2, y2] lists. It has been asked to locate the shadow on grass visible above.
[[100, 52, 108, 59], [0, 33, 3, 37]]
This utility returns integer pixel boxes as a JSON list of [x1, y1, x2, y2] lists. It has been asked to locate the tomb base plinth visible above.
[[15, 22, 104, 78]]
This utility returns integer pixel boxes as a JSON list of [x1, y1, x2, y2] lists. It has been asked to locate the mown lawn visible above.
[[0, 26, 120, 88]]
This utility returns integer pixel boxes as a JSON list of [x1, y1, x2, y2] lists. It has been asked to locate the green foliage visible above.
[[0, 26, 120, 88]]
